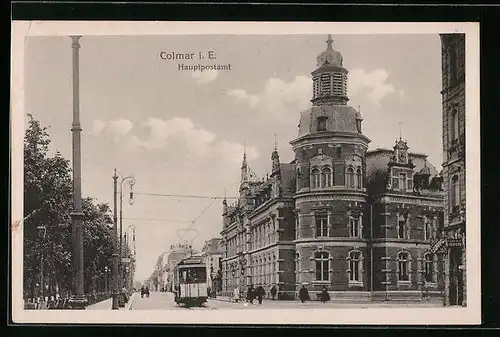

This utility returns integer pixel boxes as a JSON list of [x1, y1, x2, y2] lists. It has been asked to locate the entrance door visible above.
[[449, 247, 463, 306]]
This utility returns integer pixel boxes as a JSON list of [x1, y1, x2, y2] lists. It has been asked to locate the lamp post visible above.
[[36, 225, 46, 302], [116, 173, 135, 307], [68, 35, 87, 310], [112, 170, 119, 309], [104, 266, 109, 293], [126, 225, 136, 291]]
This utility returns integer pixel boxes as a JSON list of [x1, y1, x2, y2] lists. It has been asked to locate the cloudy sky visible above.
[[24, 34, 443, 282]]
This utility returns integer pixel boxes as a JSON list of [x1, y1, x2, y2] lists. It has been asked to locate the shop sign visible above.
[[430, 238, 446, 254], [447, 238, 463, 247]]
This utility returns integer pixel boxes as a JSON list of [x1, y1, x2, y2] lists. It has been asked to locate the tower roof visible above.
[[316, 34, 344, 68], [296, 105, 363, 138]]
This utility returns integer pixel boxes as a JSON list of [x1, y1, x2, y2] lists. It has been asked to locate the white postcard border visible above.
[[11, 21, 481, 325]]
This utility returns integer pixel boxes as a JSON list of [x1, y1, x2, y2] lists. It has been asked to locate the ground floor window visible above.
[[397, 251, 411, 282], [315, 251, 329, 281], [424, 253, 435, 283], [348, 250, 362, 282]]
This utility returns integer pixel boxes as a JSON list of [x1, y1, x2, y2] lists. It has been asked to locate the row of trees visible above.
[[23, 114, 122, 300]]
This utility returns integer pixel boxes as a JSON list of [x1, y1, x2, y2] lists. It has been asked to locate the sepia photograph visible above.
[[10, 21, 480, 325]]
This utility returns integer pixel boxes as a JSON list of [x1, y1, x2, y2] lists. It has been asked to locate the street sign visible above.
[[447, 238, 463, 247], [122, 257, 131, 263]]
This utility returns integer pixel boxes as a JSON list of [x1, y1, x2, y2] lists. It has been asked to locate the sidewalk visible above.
[[208, 295, 443, 307], [87, 293, 137, 310]]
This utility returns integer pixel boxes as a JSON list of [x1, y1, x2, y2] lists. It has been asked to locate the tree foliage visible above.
[[23, 114, 114, 299]]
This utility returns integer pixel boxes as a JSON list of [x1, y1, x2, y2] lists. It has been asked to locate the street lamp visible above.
[[104, 266, 109, 294], [68, 35, 87, 310], [36, 225, 46, 302], [113, 170, 136, 307]]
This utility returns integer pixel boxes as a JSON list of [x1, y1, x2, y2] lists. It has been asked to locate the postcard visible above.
[[11, 21, 480, 325]]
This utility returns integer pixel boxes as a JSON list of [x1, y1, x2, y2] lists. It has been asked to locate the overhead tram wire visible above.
[[134, 192, 239, 200], [121, 217, 192, 223]]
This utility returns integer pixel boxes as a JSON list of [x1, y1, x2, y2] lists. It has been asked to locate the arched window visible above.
[[346, 167, 355, 188], [321, 167, 332, 187], [348, 250, 362, 283], [423, 253, 435, 283], [356, 168, 362, 189], [272, 255, 276, 283], [424, 217, 433, 241], [315, 251, 330, 281], [315, 213, 329, 237], [311, 167, 321, 188], [397, 251, 411, 282], [295, 253, 300, 283], [397, 214, 407, 239], [451, 109, 459, 142], [451, 174, 460, 210], [349, 215, 361, 238]]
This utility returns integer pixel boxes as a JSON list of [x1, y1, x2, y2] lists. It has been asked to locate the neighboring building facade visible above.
[[220, 145, 297, 298], [365, 144, 445, 302], [165, 243, 196, 292], [440, 33, 466, 306], [201, 238, 223, 293], [220, 35, 446, 302]]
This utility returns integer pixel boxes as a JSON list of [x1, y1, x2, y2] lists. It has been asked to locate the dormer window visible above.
[[399, 172, 407, 190], [317, 116, 328, 132]]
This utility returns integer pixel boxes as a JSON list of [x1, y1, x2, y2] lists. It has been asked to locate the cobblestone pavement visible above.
[[129, 291, 444, 310]]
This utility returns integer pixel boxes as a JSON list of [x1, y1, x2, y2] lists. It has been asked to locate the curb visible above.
[[125, 293, 137, 310]]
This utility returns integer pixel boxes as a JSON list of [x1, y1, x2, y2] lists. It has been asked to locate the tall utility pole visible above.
[[68, 35, 87, 309], [112, 169, 119, 309]]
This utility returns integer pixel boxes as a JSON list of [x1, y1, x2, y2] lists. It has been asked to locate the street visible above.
[[129, 291, 444, 310]]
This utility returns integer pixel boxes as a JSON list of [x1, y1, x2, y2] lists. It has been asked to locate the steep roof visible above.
[[366, 148, 440, 183], [297, 105, 361, 138]]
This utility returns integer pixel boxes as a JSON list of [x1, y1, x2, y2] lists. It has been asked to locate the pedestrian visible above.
[[233, 287, 240, 303], [246, 285, 255, 304], [270, 285, 277, 300], [146, 286, 150, 298], [141, 286, 145, 298], [256, 285, 265, 304], [299, 285, 309, 303], [319, 287, 330, 303], [207, 285, 212, 298]]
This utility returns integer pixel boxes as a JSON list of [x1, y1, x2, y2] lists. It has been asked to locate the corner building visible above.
[[290, 36, 372, 301], [440, 33, 466, 306], [220, 36, 445, 302]]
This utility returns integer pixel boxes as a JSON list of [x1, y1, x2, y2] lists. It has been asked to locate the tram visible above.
[[173, 255, 208, 307]]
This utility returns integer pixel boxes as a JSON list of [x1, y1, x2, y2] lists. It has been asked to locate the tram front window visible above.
[[179, 267, 207, 283]]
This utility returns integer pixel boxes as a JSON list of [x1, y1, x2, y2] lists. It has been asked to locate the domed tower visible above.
[[290, 35, 371, 297]]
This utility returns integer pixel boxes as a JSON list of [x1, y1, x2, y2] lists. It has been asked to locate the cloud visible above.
[[227, 89, 260, 107], [191, 69, 218, 84], [106, 119, 134, 140], [227, 75, 312, 119], [348, 68, 396, 105], [92, 120, 106, 135], [261, 76, 312, 114], [215, 141, 259, 164], [137, 117, 259, 163]]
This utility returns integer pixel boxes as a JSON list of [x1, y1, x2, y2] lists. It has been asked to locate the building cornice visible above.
[[294, 190, 367, 204], [290, 133, 371, 149], [372, 193, 444, 207]]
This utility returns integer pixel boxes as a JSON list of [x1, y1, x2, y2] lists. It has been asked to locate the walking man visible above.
[[299, 285, 309, 303], [270, 285, 277, 301], [256, 285, 265, 304]]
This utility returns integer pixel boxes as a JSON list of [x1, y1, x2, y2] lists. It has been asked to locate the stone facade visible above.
[[219, 35, 446, 303], [440, 33, 466, 306]]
